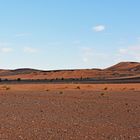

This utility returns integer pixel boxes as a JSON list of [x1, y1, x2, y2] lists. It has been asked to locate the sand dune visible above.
[[0, 62, 140, 80]]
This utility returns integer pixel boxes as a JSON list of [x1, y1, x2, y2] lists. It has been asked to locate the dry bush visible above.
[[101, 93, 105, 96], [1, 85, 11, 90], [76, 86, 80, 89], [104, 87, 108, 90], [59, 91, 63, 94], [130, 88, 135, 91]]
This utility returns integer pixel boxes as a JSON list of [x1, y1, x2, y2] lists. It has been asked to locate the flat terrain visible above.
[[0, 84, 140, 140]]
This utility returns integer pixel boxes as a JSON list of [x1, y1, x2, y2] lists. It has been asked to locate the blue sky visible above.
[[0, 0, 140, 70]]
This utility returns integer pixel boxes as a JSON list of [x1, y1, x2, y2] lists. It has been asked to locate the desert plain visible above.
[[0, 83, 140, 140]]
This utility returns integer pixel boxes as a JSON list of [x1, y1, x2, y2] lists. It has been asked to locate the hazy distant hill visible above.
[[0, 62, 140, 80]]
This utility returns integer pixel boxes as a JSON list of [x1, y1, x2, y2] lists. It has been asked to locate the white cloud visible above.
[[24, 47, 38, 53], [119, 48, 127, 54], [0, 42, 13, 53], [80, 47, 115, 68], [0, 47, 13, 53], [92, 25, 105, 32], [15, 33, 31, 37]]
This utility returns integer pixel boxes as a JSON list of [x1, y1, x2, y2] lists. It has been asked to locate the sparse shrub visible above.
[[101, 93, 105, 96], [46, 89, 49, 91], [104, 87, 108, 90], [6, 87, 10, 90], [76, 86, 80, 89], [59, 91, 63, 94], [61, 77, 64, 80], [17, 78, 21, 81], [2, 85, 10, 90], [130, 88, 135, 90], [5, 79, 8, 81]]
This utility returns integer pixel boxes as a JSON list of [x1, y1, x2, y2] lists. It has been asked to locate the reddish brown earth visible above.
[[0, 84, 140, 140], [0, 62, 140, 80]]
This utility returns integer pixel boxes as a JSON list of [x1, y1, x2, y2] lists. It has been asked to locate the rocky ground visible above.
[[0, 84, 140, 140]]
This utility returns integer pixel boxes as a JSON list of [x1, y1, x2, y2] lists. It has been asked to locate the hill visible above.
[[0, 62, 140, 80], [106, 62, 140, 71]]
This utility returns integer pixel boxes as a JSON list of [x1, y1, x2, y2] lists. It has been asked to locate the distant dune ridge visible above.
[[106, 62, 140, 71], [0, 62, 140, 80]]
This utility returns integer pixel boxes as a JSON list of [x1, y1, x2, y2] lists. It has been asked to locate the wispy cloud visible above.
[[0, 42, 13, 53], [15, 33, 31, 37], [0, 47, 13, 53], [0, 42, 11, 46], [79, 46, 117, 68], [92, 25, 106, 32], [23, 47, 38, 53], [119, 45, 140, 60]]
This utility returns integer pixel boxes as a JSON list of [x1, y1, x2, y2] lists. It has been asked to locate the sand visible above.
[[0, 83, 140, 140]]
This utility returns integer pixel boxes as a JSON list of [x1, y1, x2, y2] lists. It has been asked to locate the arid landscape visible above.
[[0, 83, 140, 139], [0, 62, 140, 140], [1, 1, 140, 139]]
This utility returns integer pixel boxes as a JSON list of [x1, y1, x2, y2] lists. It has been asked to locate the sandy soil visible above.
[[0, 84, 140, 140]]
